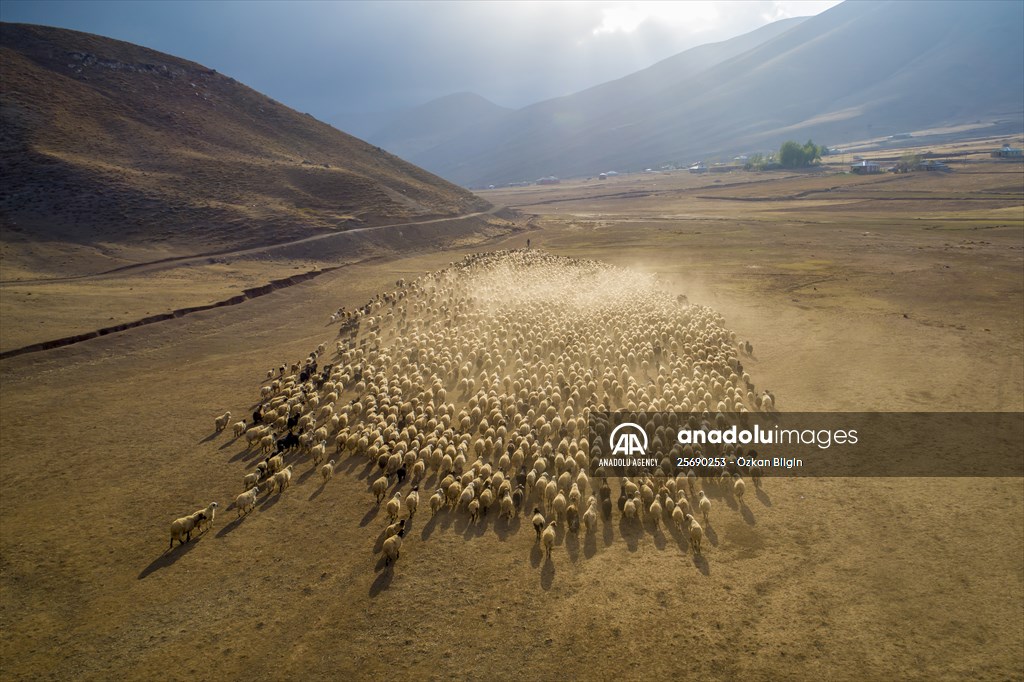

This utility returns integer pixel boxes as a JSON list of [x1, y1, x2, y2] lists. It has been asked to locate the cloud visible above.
[[1, 0, 842, 124]]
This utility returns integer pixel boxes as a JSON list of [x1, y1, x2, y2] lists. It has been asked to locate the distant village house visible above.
[[991, 145, 1023, 158], [850, 160, 881, 174]]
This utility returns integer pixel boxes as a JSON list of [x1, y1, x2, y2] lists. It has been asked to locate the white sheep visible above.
[[214, 411, 232, 433], [649, 498, 663, 529], [672, 505, 686, 533], [386, 491, 402, 522], [271, 465, 293, 494], [541, 520, 557, 557], [168, 510, 205, 549], [384, 519, 406, 539], [733, 475, 746, 505], [623, 493, 638, 521], [685, 513, 703, 555], [382, 529, 405, 566], [406, 486, 419, 518], [192, 501, 219, 535], [371, 476, 389, 504], [551, 491, 567, 521], [235, 487, 259, 517], [583, 498, 598, 534], [320, 459, 335, 483], [698, 490, 711, 524], [232, 420, 247, 438], [499, 492, 515, 519], [242, 470, 262, 491], [310, 440, 327, 466], [429, 488, 445, 516]]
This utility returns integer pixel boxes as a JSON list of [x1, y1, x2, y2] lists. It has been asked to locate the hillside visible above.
[[0, 23, 491, 267], [392, 0, 1023, 185], [373, 16, 804, 178], [364, 92, 511, 161]]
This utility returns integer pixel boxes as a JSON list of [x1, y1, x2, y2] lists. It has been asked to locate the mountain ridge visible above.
[[0, 22, 490, 258], [375, 1, 1023, 185]]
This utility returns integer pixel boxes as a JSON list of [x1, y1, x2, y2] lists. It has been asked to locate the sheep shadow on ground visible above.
[[529, 541, 543, 568], [473, 512, 494, 538], [341, 455, 364, 475], [216, 512, 250, 538], [138, 540, 199, 579], [668, 523, 688, 553], [369, 566, 395, 596], [755, 487, 772, 507], [602, 516, 614, 547], [440, 509, 456, 532], [420, 511, 442, 540], [458, 515, 489, 540], [741, 503, 756, 526], [705, 523, 719, 547], [372, 527, 391, 553], [297, 467, 317, 486], [583, 531, 598, 558], [359, 504, 381, 527], [260, 493, 283, 512], [651, 526, 667, 551], [453, 513, 472, 536], [540, 557, 555, 590], [229, 447, 256, 464], [356, 463, 379, 482], [693, 553, 710, 576], [564, 532, 580, 562], [199, 431, 220, 444], [308, 482, 328, 502], [617, 518, 641, 552], [493, 515, 521, 541]]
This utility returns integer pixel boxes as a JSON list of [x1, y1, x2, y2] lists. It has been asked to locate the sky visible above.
[[1, 0, 841, 131]]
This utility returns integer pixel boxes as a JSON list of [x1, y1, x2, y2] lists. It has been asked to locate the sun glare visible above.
[[592, 1, 721, 36], [590, 0, 843, 37]]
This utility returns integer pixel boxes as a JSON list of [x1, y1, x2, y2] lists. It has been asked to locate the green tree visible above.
[[778, 139, 824, 168], [744, 153, 765, 170]]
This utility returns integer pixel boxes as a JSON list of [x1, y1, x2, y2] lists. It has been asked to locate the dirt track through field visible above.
[[0, 209, 495, 286]]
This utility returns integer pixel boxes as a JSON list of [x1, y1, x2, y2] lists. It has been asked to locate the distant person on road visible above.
[[527, 238, 531, 249]]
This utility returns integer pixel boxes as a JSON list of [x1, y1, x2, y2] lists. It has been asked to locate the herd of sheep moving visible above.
[[174, 250, 771, 570]]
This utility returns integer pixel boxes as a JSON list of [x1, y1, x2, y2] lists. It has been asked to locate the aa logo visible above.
[[609, 422, 648, 456]]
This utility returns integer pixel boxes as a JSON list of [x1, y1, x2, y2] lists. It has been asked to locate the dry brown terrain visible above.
[[1, 152, 1022, 681], [0, 22, 491, 280]]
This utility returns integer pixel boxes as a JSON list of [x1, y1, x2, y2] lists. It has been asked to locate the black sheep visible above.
[[276, 431, 300, 453]]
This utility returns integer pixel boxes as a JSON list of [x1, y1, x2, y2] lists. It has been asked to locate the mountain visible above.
[[370, 16, 805, 179], [394, 1, 1023, 186], [0, 23, 490, 256], [367, 92, 511, 162]]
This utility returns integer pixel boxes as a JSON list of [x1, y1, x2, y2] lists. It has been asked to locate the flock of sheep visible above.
[[171, 250, 770, 572]]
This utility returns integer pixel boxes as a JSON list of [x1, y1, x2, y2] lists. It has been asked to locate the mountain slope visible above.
[[382, 16, 805, 180], [0, 23, 490, 256], [402, 1, 1023, 185], [366, 92, 511, 161]]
